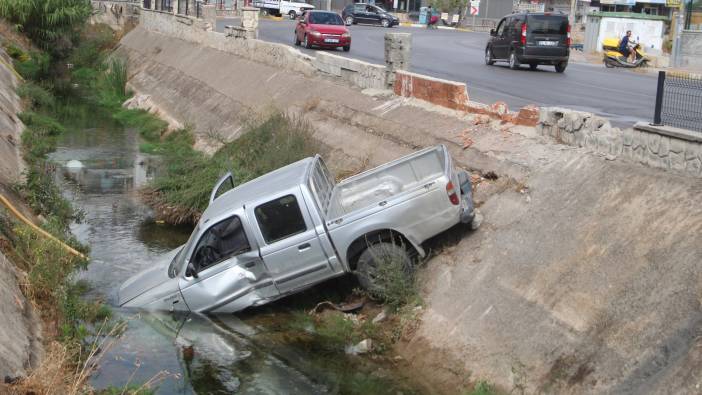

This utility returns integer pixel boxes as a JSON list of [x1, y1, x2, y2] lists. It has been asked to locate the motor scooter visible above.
[[602, 37, 648, 68]]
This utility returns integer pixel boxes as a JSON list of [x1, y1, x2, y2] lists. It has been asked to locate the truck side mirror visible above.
[[185, 261, 199, 279], [490, 29, 496, 36]]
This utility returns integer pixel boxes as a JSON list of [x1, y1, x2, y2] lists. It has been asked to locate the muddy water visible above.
[[48, 112, 419, 394]]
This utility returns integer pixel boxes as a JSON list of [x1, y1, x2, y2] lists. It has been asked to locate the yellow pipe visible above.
[[0, 194, 87, 260]]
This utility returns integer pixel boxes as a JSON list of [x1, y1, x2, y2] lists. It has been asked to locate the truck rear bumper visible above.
[[457, 171, 475, 224]]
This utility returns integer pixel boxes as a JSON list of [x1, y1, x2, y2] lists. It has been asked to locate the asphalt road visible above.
[[218, 18, 657, 126]]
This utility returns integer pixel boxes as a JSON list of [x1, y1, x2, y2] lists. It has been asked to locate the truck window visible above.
[[527, 15, 567, 35], [191, 216, 251, 272], [255, 195, 307, 243]]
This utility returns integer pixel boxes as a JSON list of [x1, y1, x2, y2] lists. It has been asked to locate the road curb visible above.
[[399, 22, 473, 32]]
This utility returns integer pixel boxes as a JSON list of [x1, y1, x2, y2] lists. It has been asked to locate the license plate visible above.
[[538, 41, 558, 46], [324, 38, 339, 43]]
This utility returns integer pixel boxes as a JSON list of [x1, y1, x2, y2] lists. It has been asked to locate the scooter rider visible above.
[[619, 30, 636, 63]]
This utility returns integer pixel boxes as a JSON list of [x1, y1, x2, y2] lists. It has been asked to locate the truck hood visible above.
[[119, 248, 180, 306]]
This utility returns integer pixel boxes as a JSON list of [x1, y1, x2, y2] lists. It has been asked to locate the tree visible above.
[[429, 0, 468, 20], [0, 0, 91, 51]]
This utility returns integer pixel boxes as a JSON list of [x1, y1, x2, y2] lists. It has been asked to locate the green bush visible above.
[[466, 381, 498, 395], [5, 44, 28, 61], [0, 0, 91, 51], [13, 51, 51, 81], [18, 81, 56, 109], [113, 108, 169, 141], [149, 112, 320, 219]]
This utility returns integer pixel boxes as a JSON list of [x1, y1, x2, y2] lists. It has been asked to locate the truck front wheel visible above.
[[289, 10, 297, 19], [355, 242, 412, 297]]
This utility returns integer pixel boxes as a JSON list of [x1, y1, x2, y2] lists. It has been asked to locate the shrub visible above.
[[0, 0, 91, 51], [13, 50, 51, 81], [466, 381, 498, 395], [18, 81, 56, 109], [149, 112, 321, 222]]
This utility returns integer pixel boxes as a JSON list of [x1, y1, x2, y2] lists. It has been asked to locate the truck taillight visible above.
[[446, 181, 459, 205], [566, 23, 571, 47], [521, 23, 527, 45]]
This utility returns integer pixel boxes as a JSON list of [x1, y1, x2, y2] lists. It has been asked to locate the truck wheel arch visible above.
[[346, 229, 423, 271]]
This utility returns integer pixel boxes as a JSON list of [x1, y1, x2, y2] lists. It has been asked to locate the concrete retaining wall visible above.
[[90, 0, 139, 29], [313, 52, 386, 90], [0, 49, 43, 382], [537, 107, 702, 177], [140, 9, 317, 76], [140, 8, 390, 90]]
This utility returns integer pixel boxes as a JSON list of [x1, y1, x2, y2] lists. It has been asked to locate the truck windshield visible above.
[[168, 224, 199, 278], [528, 15, 567, 35], [309, 12, 344, 25]]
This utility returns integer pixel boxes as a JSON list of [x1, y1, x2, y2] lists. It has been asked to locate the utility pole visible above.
[[671, 0, 685, 67], [569, 0, 577, 27]]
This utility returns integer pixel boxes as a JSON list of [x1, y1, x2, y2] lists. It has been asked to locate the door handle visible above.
[[244, 261, 256, 268], [298, 243, 311, 251]]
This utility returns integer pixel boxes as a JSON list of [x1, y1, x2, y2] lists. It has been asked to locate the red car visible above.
[[295, 10, 351, 52]]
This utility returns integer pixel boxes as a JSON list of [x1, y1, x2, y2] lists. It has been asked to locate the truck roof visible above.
[[199, 157, 315, 224]]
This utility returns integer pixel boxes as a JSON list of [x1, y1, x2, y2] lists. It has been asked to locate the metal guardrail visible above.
[[653, 71, 702, 133]]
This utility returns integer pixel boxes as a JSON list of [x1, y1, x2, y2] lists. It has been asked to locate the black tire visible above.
[[343, 44, 350, 52], [509, 50, 520, 70], [355, 242, 412, 295], [381, 18, 390, 28], [485, 47, 495, 65], [555, 61, 568, 73], [345, 15, 354, 25], [304, 34, 312, 49], [288, 10, 297, 19], [529, 63, 538, 71]]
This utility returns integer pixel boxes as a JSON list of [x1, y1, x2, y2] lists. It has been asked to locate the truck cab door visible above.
[[247, 190, 334, 295], [179, 213, 278, 313]]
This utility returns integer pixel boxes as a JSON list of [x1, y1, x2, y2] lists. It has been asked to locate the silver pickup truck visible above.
[[119, 144, 475, 313]]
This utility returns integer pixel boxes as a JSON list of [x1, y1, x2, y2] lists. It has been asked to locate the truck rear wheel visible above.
[[355, 242, 412, 296]]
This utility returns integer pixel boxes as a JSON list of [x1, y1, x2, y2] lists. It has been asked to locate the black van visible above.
[[485, 12, 570, 73]]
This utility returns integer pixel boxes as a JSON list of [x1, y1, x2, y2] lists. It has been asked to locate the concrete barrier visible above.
[[313, 52, 387, 90], [537, 107, 702, 177], [394, 70, 470, 111]]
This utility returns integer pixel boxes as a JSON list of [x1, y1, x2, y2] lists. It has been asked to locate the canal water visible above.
[[47, 111, 420, 394]]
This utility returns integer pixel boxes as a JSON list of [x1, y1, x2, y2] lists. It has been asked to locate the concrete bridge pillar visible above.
[[384, 32, 411, 88], [201, 4, 216, 27], [241, 7, 259, 39]]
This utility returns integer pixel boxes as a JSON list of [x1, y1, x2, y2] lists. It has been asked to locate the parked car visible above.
[[294, 10, 351, 51], [251, 0, 314, 19], [119, 145, 476, 314], [342, 3, 399, 28], [485, 12, 570, 73]]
